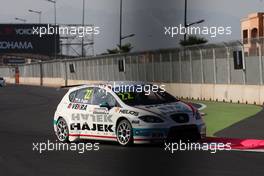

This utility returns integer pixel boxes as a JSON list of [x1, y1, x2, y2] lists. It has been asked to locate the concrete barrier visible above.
[[162, 83, 264, 105], [43, 78, 65, 87], [19, 77, 41, 86], [6, 77, 264, 105], [4, 77, 15, 84]]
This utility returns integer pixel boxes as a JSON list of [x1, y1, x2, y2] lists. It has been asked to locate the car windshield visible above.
[[114, 85, 178, 106], [0, 77, 3, 80]]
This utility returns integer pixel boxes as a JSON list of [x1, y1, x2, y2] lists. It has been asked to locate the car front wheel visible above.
[[116, 119, 133, 146], [55, 118, 69, 142]]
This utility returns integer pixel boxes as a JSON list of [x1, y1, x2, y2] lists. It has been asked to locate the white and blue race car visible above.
[[54, 82, 206, 146]]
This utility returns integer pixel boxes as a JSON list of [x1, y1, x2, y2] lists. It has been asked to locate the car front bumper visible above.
[[133, 124, 206, 144]]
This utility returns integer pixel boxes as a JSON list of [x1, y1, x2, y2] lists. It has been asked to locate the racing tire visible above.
[[55, 118, 69, 142], [116, 119, 133, 146]]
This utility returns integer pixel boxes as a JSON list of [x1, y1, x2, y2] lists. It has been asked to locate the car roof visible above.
[[103, 81, 148, 87], [68, 81, 149, 91]]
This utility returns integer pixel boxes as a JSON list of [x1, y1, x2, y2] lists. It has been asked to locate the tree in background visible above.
[[107, 43, 133, 54], [180, 35, 208, 46], [107, 48, 119, 54]]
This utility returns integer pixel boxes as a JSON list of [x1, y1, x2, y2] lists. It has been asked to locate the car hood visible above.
[[134, 101, 194, 116]]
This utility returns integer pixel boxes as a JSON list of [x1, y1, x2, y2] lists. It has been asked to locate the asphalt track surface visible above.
[[0, 84, 264, 176], [216, 109, 264, 139]]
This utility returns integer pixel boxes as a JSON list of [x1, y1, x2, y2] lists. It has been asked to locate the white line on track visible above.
[[230, 149, 264, 153], [197, 103, 207, 111]]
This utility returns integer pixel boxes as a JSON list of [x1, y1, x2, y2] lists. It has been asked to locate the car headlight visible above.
[[138, 116, 164, 123]]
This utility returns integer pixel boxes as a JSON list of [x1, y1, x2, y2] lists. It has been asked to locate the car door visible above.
[[89, 87, 119, 138], [68, 87, 94, 136]]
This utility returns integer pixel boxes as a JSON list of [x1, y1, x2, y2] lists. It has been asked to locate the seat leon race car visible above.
[[54, 81, 206, 146]]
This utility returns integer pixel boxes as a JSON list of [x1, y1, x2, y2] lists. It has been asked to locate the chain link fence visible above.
[[1, 38, 264, 86]]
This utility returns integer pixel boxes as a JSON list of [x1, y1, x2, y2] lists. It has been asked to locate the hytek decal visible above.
[[71, 113, 113, 123], [68, 103, 87, 111], [119, 109, 139, 116], [70, 113, 114, 132]]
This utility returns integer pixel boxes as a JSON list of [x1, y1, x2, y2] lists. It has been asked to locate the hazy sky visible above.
[[0, 0, 264, 54]]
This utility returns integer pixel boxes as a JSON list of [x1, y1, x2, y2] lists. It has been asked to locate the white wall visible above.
[[5, 77, 264, 105]]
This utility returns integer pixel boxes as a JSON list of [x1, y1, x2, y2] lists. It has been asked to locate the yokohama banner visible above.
[[0, 24, 60, 55]]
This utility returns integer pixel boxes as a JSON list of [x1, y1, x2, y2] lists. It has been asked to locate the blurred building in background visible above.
[[241, 12, 264, 55]]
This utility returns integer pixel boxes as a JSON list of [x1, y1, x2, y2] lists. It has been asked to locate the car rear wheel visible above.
[[56, 118, 69, 142], [116, 119, 133, 146]]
